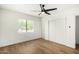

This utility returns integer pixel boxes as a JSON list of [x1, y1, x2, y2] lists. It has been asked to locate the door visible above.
[[48, 19, 66, 44], [55, 19, 66, 44], [48, 20, 56, 41]]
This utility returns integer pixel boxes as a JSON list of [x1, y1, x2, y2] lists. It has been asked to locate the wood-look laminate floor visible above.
[[0, 39, 78, 54], [76, 44, 79, 51]]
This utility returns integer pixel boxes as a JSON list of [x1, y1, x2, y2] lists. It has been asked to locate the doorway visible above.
[[76, 16, 79, 50]]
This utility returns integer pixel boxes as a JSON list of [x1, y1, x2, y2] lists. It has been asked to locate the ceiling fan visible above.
[[38, 4, 57, 15]]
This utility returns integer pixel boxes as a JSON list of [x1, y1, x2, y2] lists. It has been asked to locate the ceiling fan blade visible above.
[[45, 8, 57, 11], [44, 11, 51, 15], [38, 12, 42, 15], [40, 4, 43, 11]]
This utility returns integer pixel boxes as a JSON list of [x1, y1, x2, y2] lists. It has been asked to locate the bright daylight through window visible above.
[[18, 19, 34, 33]]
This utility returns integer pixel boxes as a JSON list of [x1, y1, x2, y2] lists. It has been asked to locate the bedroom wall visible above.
[[41, 4, 76, 48], [41, 18, 49, 40], [0, 8, 41, 47], [42, 14, 75, 49]]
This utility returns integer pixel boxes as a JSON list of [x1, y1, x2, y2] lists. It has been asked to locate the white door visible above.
[[55, 19, 66, 44], [48, 19, 66, 44], [48, 20, 56, 41]]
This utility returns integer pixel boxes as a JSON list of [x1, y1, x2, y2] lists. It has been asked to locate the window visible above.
[[18, 19, 34, 33]]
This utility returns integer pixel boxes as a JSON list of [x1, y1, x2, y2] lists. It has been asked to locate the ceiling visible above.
[[0, 4, 42, 17], [0, 4, 79, 18]]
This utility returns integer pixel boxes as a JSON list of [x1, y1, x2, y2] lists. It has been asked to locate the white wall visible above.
[[0, 8, 41, 47], [42, 5, 77, 48], [42, 17, 49, 40]]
